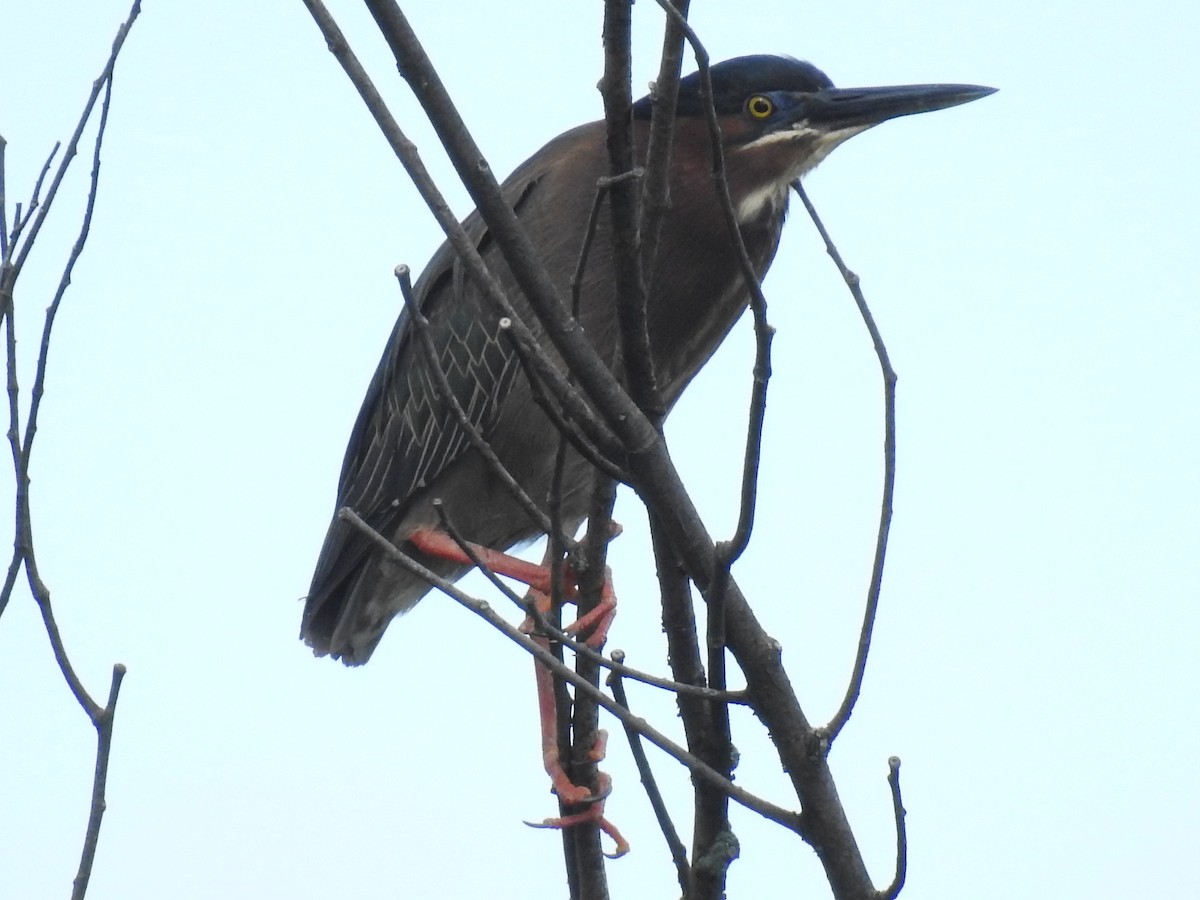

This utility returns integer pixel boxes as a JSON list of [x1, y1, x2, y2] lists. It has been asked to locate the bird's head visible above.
[[634, 54, 996, 222]]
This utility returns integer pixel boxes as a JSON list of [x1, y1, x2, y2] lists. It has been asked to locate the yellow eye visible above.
[[747, 94, 774, 119]]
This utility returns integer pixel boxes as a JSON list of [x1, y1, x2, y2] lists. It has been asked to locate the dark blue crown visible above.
[[633, 54, 833, 118]]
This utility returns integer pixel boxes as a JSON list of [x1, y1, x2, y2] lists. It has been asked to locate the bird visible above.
[[301, 52, 993, 851], [302, 54, 993, 664]]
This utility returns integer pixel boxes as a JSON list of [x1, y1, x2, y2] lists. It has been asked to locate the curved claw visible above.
[[523, 806, 630, 859]]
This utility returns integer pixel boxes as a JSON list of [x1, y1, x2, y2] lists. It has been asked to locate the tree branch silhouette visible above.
[[0, 3, 143, 897], [792, 180, 898, 745]]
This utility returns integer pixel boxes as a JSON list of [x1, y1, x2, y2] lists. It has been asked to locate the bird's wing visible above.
[[304, 169, 546, 629]]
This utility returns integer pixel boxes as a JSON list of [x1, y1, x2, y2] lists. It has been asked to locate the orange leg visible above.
[[524, 599, 628, 859], [408, 526, 617, 646], [408, 527, 558, 592], [407, 526, 627, 857]]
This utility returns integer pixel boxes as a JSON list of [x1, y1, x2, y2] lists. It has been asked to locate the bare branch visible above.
[[0, 6, 141, 898], [6, 143, 60, 253], [648, 508, 722, 835], [563, 475, 620, 894], [600, 0, 662, 420], [542, 432, 579, 894], [19, 68, 122, 716], [25, 76, 116, 463], [70, 664, 127, 900], [879, 757, 908, 900], [607, 652, 691, 895], [585, 644, 744, 702], [638, 0, 690, 277], [634, 19, 778, 893], [3, 138, 59, 259], [0, 299, 22, 619], [571, 168, 642, 318], [0, 134, 7, 257], [9, 2, 141, 280], [720, 317, 774, 564], [0, 552, 19, 619], [648, 1, 777, 573], [792, 181, 897, 744]]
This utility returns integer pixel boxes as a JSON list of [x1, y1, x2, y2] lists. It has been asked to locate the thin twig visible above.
[[646, 3, 769, 806], [879, 757, 908, 900], [0, 134, 7, 257], [6, 143, 60, 254], [0, 551, 20, 619], [658, 13, 764, 284], [649, 2, 776, 573], [570, 169, 642, 318], [0, 288, 22, 618], [607, 652, 691, 895], [431, 500, 530, 607], [10, 2, 140, 280], [720, 319, 773, 563], [636, 25, 751, 892], [638, 0, 690, 280], [540, 392, 581, 897], [564, 474, 619, 894], [649, 511, 714, 724], [556, 150, 628, 900], [338, 507, 802, 833], [793, 181, 897, 744], [625, 18, 743, 882], [31, 569, 100, 718], [71, 664, 127, 900], [570, 180, 609, 320], [581, 642, 744, 702], [24, 77, 115, 463], [600, 0, 663, 420], [21, 70, 120, 718]]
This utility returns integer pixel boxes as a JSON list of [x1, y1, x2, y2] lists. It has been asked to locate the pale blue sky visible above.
[[2, 1, 1197, 898]]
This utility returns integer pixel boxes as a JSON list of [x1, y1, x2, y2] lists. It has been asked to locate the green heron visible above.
[[302, 53, 993, 841]]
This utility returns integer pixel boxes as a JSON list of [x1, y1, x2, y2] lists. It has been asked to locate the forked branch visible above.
[[0, 4, 143, 898]]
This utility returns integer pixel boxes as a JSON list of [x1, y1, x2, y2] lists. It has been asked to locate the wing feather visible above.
[[302, 169, 545, 649]]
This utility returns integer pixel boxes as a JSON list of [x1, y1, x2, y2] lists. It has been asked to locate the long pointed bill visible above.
[[796, 83, 997, 130]]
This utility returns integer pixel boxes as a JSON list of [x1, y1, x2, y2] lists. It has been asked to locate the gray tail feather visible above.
[[302, 548, 469, 665]]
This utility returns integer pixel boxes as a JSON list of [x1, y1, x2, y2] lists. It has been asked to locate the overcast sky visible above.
[[2, 1, 1197, 898]]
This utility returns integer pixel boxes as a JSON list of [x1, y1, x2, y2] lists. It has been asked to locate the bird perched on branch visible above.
[[303, 55, 991, 659], [301, 53, 992, 845]]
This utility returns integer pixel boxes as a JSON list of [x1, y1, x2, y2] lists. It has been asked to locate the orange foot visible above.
[[525, 743, 630, 859], [406, 526, 626, 856], [523, 582, 626, 858]]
